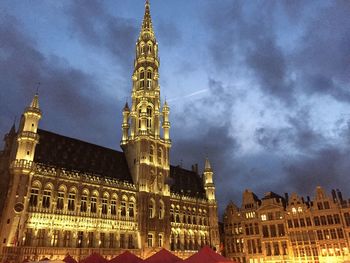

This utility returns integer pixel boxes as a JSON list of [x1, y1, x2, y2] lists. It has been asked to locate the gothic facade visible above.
[[223, 187, 350, 263], [0, 2, 220, 262]]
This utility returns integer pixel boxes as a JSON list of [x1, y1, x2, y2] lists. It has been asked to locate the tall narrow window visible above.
[[129, 202, 135, 218], [29, 188, 39, 207], [121, 200, 127, 217], [147, 106, 152, 129], [128, 234, 134, 249], [81, 195, 87, 212], [88, 232, 94, 247], [63, 231, 71, 247], [159, 202, 164, 219], [158, 234, 163, 247], [42, 190, 51, 208], [90, 196, 97, 213], [77, 231, 83, 247], [52, 230, 59, 247], [149, 200, 155, 218], [111, 199, 117, 216], [148, 233, 153, 247], [102, 198, 108, 214], [146, 70, 152, 89], [67, 193, 75, 211], [57, 191, 64, 210], [140, 70, 145, 88]]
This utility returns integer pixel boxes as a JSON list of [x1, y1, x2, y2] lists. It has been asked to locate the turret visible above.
[[162, 100, 170, 141], [204, 158, 216, 201], [121, 102, 130, 145], [16, 93, 41, 161]]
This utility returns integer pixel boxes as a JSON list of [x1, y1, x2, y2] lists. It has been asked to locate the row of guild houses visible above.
[[223, 187, 350, 263], [0, 1, 220, 262]]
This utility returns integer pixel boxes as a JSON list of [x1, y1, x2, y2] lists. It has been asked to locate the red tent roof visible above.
[[80, 253, 108, 263], [109, 251, 143, 263], [179, 246, 236, 263], [144, 249, 182, 263], [63, 255, 78, 263]]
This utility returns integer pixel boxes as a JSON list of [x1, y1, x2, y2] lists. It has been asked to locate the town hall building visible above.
[[0, 1, 220, 262]]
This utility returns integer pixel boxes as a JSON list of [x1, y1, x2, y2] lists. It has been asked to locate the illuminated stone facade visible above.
[[223, 187, 350, 263], [0, 1, 219, 262]]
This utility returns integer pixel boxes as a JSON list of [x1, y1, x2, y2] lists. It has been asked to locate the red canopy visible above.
[[63, 255, 78, 263], [109, 251, 143, 263], [179, 246, 236, 263], [144, 249, 182, 263], [80, 253, 108, 263]]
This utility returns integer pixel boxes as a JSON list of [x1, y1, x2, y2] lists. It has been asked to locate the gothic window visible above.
[[67, 192, 76, 211], [140, 70, 145, 88], [81, 194, 87, 212], [148, 233, 153, 247], [90, 195, 97, 213], [102, 198, 108, 215], [146, 70, 152, 89], [100, 233, 105, 248], [77, 231, 83, 247], [121, 199, 127, 217], [88, 232, 94, 247], [140, 44, 145, 54], [42, 189, 51, 208], [63, 231, 71, 247], [129, 201, 135, 218], [109, 233, 115, 248], [37, 229, 45, 247], [148, 43, 152, 53], [52, 230, 59, 247], [147, 106, 152, 129], [150, 145, 154, 163], [159, 201, 164, 219], [111, 199, 117, 216], [57, 191, 64, 210], [149, 199, 155, 218], [29, 188, 39, 207], [120, 234, 125, 248]]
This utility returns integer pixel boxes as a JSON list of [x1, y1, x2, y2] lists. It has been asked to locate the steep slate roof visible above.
[[34, 129, 206, 198], [34, 129, 132, 183], [169, 165, 206, 198]]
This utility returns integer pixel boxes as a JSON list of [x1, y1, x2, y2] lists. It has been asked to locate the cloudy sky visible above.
[[1, 0, 350, 215]]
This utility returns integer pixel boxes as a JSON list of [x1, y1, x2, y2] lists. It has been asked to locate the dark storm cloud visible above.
[[293, 1, 350, 103], [284, 146, 350, 195], [204, 1, 294, 103], [0, 15, 121, 148], [66, 0, 138, 72], [170, 78, 240, 214]]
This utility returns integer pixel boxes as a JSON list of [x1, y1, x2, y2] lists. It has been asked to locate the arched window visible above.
[[121, 196, 127, 217], [57, 185, 66, 210], [81, 190, 88, 212], [29, 184, 40, 207], [147, 106, 152, 129], [42, 184, 52, 209], [148, 43, 152, 53], [90, 192, 98, 213], [149, 199, 155, 218], [140, 44, 145, 54], [102, 193, 109, 215], [111, 195, 117, 216], [157, 147, 162, 165], [67, 189, 76, 211], [146, 70, 152, 89], [150, 145, 154, 163], [129, 197, 135, 218], [159, 201, 164, 219], [140, 69, 145, 88]]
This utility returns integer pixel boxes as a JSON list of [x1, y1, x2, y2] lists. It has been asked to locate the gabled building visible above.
[[0, 1, 220, 262], [223, 187, 350, 263]]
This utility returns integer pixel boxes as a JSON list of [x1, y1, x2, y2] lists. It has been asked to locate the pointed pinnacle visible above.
[[30, 93, 40, 109]]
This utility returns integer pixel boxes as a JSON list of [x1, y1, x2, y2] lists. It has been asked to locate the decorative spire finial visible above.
[[140, 0, 155, 40]]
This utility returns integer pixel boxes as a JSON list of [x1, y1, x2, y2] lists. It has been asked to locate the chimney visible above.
[[191, 163, 198, 174], [331, 189, 337, 202], [337, 189, 344, 203]]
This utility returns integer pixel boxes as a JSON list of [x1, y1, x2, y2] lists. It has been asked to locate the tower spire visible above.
[[140, 0, 155, 41]]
